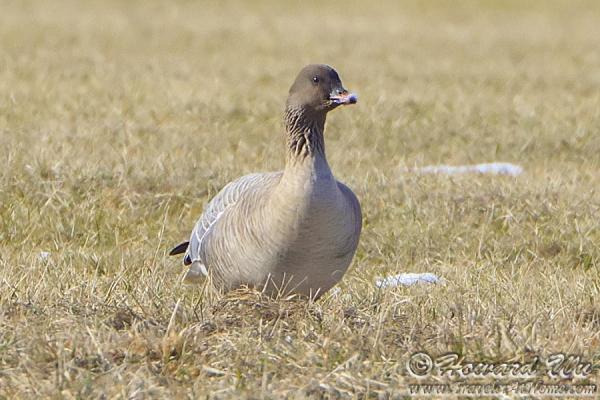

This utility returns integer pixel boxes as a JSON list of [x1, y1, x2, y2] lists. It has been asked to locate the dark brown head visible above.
[[286, 64, 357, 113]]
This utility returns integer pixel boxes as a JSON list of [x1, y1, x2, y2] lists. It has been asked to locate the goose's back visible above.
[[185, 172, 282, 284]]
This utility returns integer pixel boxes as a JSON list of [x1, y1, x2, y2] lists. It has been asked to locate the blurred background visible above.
[[2, 0, 599, 179]]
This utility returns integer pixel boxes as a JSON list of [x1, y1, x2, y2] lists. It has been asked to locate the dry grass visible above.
[[1, 0, 599, 398]]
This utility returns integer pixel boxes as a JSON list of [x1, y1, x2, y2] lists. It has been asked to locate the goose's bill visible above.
[[329, 90, 358, 105]]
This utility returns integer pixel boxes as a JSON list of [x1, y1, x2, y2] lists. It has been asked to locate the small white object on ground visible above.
[[375, 273, 441, 288], [411, 162, 523, 176], [38, 251, 51, 261]]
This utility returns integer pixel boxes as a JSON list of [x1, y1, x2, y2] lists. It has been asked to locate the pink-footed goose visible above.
[[169, 64, 361, 298]]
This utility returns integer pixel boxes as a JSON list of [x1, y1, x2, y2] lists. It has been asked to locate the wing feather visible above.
[[186, 172, 282, 267]]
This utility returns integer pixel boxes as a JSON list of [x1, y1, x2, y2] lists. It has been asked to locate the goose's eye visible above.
[[312, 76, 319, 84]]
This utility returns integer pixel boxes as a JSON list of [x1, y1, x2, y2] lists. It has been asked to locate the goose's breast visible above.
[[273, 184, 358, 290], [300, 191, 357, 259]]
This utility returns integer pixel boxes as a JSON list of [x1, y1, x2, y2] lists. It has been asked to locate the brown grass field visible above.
[[1, 0, 599, 398]]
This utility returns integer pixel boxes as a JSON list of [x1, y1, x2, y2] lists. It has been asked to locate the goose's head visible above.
[[286, 64, 357, 114]]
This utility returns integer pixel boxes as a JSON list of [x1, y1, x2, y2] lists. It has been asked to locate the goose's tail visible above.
[[168, 241, 192, 265]]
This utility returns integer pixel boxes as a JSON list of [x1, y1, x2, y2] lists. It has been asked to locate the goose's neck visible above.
[[284, 106, 327, 165]]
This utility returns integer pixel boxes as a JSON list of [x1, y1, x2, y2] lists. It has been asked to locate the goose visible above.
[[169, 64, 361, 298]]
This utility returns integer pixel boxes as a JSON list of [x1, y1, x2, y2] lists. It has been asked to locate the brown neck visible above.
[[284, 106, 327, 164]]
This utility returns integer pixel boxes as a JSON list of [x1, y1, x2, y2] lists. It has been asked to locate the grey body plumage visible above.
[[170, 64, 361, 298]]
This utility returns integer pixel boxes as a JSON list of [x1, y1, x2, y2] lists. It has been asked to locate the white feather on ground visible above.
[[406, 162, 523, 176], [375, 273, 442, 288]]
